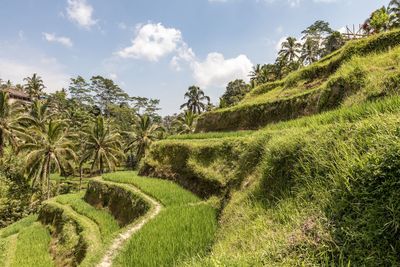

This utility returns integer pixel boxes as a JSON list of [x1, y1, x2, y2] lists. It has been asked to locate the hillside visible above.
[[196, 29, 400, 132], [140, 30, 400, 266]]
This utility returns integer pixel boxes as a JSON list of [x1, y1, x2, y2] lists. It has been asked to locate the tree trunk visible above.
[[0, 131, 4, 158], [45, 155, 51, 200], [100, 156, 103, 175], [79, 165, 83, 191]]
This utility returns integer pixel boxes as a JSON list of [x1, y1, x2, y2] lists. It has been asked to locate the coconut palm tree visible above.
[[174, 111, 197, 134], [19, 100, 52, 131], [23, 73, 45, 100], [81, 116, 123, 174], [278, 37, 301, 63], [20, 120, 76, 199], [0, 91, 24, 157], [389, 0, 400, 27], [301, 38, 320, 65], [249, 64, 262, 82], [125, 114, 164, 163], [180, 86, 210, 114]]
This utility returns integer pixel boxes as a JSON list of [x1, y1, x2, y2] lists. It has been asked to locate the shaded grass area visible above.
[[55, 192, 120, 242], [104, 172, 218, 267]]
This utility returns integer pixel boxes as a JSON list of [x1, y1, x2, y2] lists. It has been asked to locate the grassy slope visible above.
[[196, 29, 400, 132], [55, 192, 120, 242], [146, 105, 400, 266], [0, 215, 54, 267], [103, 171, 218, 267]]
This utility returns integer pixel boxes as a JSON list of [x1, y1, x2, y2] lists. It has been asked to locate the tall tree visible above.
[[278, 37, 301, 63], [220, 79, 250, 108], [389, 0, 400, 27], [0, 91, 23, 157], [68, 76, 93, 106], [90, 76, 129, 115], [180, 86, 210, 114], [81, 116, 123, 174], [124, 114, 164, 163], [21, 120, 76, 199], [323, 31, 346, 56], [174, 111, 197, 134], [301, 38, 320, 65], [19, 100, 52, 132], [23, 73, 45, 100]]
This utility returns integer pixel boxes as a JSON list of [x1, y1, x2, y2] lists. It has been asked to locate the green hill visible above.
[[196, 30, 400, 132], [140, 30, 400, 266]]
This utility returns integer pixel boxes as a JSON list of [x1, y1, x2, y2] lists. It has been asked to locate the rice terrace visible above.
[[0, 0, 400, 266]]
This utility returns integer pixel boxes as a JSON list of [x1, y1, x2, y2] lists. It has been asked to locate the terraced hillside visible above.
[[196, 29, 400, 132], [140, 31, 400, 266], [0, 172, 217, 267]]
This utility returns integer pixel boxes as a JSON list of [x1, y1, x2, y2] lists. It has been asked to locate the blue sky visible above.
[[0, 0, 386, 115]]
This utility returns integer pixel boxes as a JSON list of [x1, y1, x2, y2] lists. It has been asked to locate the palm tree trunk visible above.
[[100, 156, 103, 175], [45, 155, 51, 200], [79, 164, 83, 191], [0, 131, 4, 158]]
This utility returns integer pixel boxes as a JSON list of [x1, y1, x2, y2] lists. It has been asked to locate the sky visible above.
[[0, 0, 387, 115]]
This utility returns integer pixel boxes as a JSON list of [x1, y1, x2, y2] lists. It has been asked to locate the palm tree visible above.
[[81, 116, 123, 175], [0, 91, 24, 157], [301, 38, 320, 65], [19, 100, 52, 131], [278, 37, 301, 63], [21, 120, 76, 199], [125, 114, 164, 163], [389, 0, 400, 28], [23, 73, 45, 100], [249, 64, 262, 82], [180, 86, 210, 114], [174, 111, 197, 134]]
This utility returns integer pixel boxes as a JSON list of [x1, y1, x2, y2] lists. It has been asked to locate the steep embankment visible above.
[[141, 31, 400, 266], [196, 29, 400, 132]]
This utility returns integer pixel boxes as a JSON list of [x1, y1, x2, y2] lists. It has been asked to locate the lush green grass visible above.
[[10, 222, 54, 267], [143, 94, 400, 266], [196, 31, 400, 132], [103, 171, 200, 206], [115, 205, 217, 267], [167, 130, 254, 140], [55, 192, 120, 242], [0, 215, 37, 238], [104, 172, 218, 267]]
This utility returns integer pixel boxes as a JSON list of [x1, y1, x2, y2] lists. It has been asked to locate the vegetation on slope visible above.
[[145, 98, 400, 266], [196, 30, 400, 132], [0, 215, 54, 267], [103, 171, 218, 267]]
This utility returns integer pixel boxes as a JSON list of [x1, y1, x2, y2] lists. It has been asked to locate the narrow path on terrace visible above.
[[96, 178, 163, 267]]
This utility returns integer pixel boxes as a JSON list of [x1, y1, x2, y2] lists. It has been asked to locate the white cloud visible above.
[[191, 53, 253, 88], [0, 58, 69, 92], [116, 23, 183, 61], [43, 32, 73, 47], [66, 0, 97, 29]]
